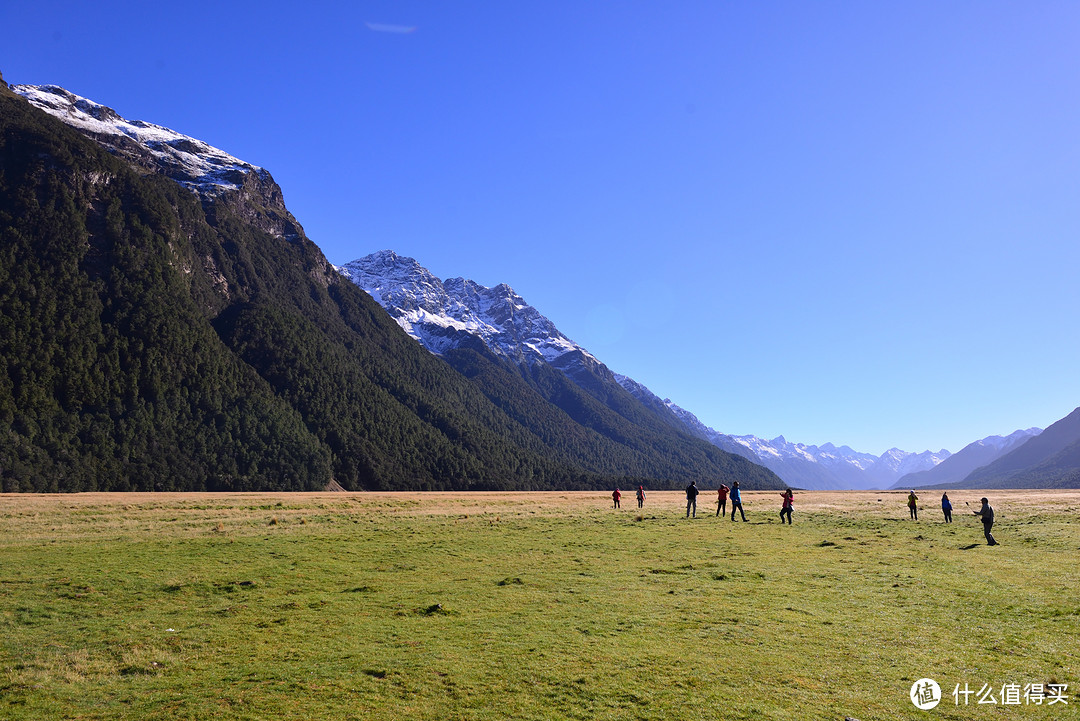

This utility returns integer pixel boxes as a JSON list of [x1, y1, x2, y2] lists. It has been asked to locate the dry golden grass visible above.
[[2, 487, 1074, 533]]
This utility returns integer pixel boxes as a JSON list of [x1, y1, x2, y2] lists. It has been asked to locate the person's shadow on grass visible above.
[[959, 543, 981, 550]]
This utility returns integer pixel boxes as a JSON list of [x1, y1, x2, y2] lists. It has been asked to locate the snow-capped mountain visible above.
[[337, 250, 599, 367], [13, 84, 304, 243], [13, 84, 266, 197], [341, 251, 760, 443]]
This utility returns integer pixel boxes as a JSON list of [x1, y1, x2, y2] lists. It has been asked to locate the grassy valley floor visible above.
[[1, 489, 1078, 720]]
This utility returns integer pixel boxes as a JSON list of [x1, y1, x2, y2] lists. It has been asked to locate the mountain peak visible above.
[[338, 251, 594, 366], [341, 250, 432, 284], [12, 84, 266, 198]]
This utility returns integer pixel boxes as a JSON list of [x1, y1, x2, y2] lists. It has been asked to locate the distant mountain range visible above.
[[619, 381, 950, 490], [890, 428, 1041, 489], [927, 409, 1080, 489], [336, 251, 1066, 490], [610, 370, 948, 489]]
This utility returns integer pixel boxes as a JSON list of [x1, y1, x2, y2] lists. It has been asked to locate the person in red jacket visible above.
[[780, 489, 794, 524], [716, 484, 729, 517], [612, 488, 621, 509], [636, 485, 646, 509]]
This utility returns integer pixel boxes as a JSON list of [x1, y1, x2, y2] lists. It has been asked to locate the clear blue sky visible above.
[[4, 1, 1079, 455]]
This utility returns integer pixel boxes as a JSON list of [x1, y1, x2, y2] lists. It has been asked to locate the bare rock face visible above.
[[211, 165, 307, 242]]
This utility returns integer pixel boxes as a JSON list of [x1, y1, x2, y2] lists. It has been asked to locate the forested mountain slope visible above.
[[0, 80, 781, 492]]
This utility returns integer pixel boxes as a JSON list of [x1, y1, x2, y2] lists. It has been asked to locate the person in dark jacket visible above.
[[685, 481, 699, 518], [972, 497, 997, 545], [636, 485, 646, 509]]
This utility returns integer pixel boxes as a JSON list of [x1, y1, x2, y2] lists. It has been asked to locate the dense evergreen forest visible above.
[[0, 81, 782, 492]]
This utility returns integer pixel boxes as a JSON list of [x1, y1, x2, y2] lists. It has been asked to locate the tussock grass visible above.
[[0, 490, 1077, 719]]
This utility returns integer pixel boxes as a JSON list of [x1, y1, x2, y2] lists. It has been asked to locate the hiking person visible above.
[[779, 488, 794, 524], [636, 485, 646, 509], [972, 497, 997, 545], [907, 490, 919, 520], [612, 488, 621, 509], [941, 492, 953, 523], [716, 483, 729, 517], [730, 481, 747, 521], [685, 481, 699, 518]]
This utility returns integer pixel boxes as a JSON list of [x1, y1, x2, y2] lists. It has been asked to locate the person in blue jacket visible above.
[[730, 481, 747, 521], [941, 492, 953, 523]]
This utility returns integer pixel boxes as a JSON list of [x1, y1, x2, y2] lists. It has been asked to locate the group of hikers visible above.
[[611, 480, 773, 522], [611, 484, 999, 545], [908, 489, 997, 545]]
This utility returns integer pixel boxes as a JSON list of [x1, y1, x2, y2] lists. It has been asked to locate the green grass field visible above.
[[1, 490, 1077, 720]]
